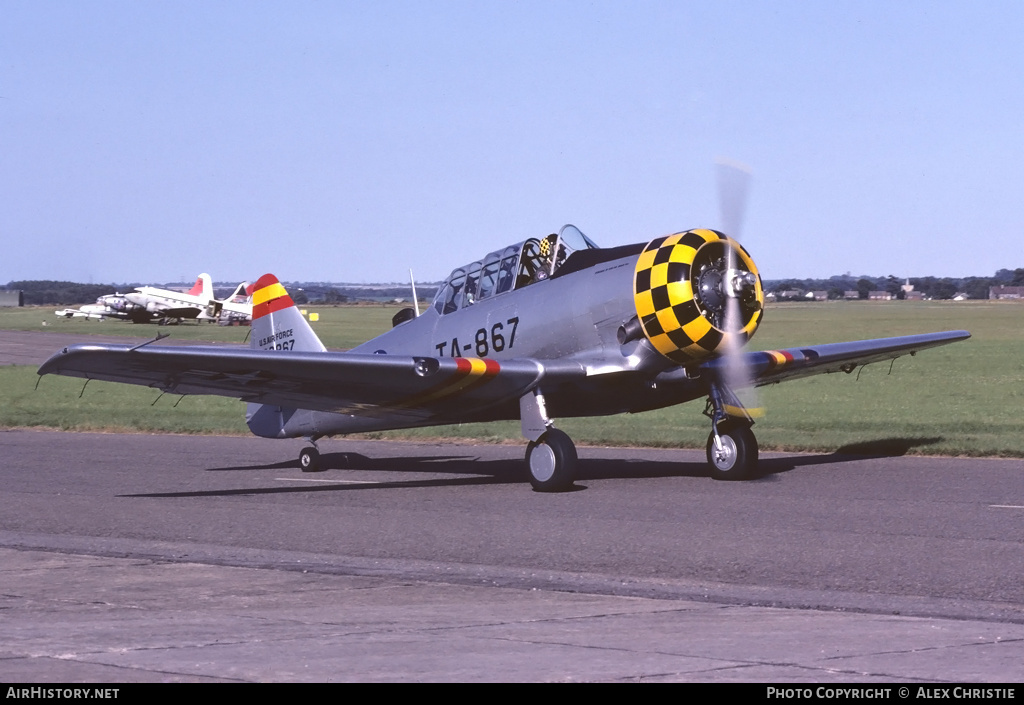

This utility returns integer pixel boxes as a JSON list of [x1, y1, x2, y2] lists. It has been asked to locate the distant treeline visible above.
[[7, 269, 1024, 306], [764, 268, 1024, 301], [3, 279, 441, 306], [6, 280, 140, 306], [288, 284, 440, 305]]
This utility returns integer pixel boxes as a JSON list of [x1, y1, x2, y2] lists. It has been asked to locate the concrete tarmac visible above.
[[3, 540, 1023, 683], [2, 428, 1023, 682]]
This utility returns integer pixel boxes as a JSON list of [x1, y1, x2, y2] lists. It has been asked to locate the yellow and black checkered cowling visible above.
[[633, 229, 764, 364]]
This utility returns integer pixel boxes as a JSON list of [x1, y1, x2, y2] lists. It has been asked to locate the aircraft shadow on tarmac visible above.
[[122, 435, 944, 498], [757, 436, 945, 476]]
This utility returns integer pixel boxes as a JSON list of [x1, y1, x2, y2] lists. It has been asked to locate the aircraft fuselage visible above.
[[265, 244, 710, 440]]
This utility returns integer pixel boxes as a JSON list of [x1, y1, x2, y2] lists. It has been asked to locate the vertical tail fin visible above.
[[187, 273, 213, 299], [246, 274, 325, 438], [226, 281, 250, 302], [250, 274, 326, 352]]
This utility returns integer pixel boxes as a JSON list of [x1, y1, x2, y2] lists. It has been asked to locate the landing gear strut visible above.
[[704, 385, 759, 481], [520, 389, 577, 491]]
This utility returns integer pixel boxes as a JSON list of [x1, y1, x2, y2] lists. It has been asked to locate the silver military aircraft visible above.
[[125, 274, 253, 324], [55, 293, 155, 323], [38, 224, 969, 491], [55, 277, 253, 325]]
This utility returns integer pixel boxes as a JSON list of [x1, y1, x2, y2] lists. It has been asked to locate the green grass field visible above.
[[8, 303, 401, 349], [4, 301, 1023, 456]]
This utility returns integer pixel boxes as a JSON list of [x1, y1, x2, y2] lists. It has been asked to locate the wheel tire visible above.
[[525, 429, 578, 492], [706, 423, 758, 481], [299, 447, 322, 473]]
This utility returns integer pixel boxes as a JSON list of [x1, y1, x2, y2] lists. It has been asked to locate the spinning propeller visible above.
[[626, 160, 765, 421], [714, 159, 763, 420], [621, 160, 765, 476]]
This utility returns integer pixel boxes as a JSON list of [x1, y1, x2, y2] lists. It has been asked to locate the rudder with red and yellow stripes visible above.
[[250, 274, 327, 353]]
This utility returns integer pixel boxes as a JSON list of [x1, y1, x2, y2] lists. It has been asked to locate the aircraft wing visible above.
[[702, 330, 971, 386], [37, 344, 585, 420], [161, 307, 203, 319], [37, 331, 969, 421]]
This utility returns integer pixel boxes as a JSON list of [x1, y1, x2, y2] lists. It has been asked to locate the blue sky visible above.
[[2, 1, 1022, 285]]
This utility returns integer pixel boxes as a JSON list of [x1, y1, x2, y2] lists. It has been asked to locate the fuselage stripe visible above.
[[375, 357, 502, 413]]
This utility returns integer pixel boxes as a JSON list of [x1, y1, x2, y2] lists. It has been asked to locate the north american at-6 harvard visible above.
[[40, 223, 968, 491]]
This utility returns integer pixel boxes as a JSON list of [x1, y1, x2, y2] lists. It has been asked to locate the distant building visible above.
[[0, 290, 23, 307], [844, 290, 860, 300], [905, 291, 925, 301], [868, 291, 893, 300], [990, 285, 1024, 300], [809, 290, 828, 301]]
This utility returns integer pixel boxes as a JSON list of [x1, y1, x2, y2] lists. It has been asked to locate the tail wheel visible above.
[[706, 423, 758, 481], [526, 429, 577, 492], [299, 447, 322, 473]]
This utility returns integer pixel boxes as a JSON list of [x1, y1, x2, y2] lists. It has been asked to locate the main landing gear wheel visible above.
[[706, 423, 758, 481], [526, 429, 577, 492], [299, 447, 321, 473]]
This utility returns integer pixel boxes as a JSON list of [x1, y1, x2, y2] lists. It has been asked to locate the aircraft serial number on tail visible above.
[[434, 317, 519, 358], [258, 329, 294, 350]]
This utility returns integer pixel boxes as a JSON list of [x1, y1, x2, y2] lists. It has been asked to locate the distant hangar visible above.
[[0, 290, 24, 307]]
